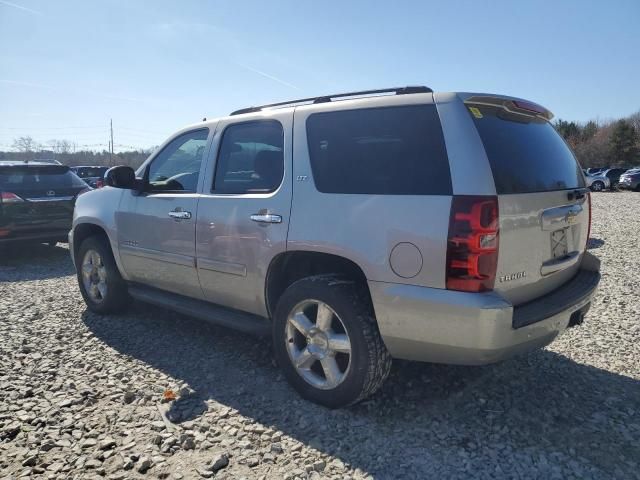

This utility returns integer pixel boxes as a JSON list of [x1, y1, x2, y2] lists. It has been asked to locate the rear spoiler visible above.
[[464, 95, 554, 121]]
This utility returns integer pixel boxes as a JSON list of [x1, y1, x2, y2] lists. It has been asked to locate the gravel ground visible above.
[[1, 191, 639, 480]]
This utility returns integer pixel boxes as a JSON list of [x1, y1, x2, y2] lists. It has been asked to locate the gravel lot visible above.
[[1, 192, 639, 480]]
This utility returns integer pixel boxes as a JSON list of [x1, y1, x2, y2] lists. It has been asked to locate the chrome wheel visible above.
[[285, 299, 352, 390], [591, 181, 604, 191], [81, 249, 107, 303]]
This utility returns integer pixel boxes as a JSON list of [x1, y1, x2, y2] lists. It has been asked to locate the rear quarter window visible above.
[[306, 105, 451, 195], [469, 105, 585, 194]]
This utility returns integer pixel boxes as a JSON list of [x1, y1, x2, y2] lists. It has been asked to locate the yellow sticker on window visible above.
[[469, 107, 483, 119]]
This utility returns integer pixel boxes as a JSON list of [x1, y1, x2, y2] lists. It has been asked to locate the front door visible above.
[[117, 127, 210, 299], [196, 112, 293, 316]]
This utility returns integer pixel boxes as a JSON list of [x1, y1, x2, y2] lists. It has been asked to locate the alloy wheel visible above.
[[81, 249, 107, 303], [285, 299, 352, 390]]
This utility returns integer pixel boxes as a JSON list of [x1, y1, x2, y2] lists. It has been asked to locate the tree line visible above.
[[3, 109, 640, 170], [554, 110, 639, 168], [1, 136, 154, 169]]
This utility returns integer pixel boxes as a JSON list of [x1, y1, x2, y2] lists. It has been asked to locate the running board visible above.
[[127, 284, 270, 337]]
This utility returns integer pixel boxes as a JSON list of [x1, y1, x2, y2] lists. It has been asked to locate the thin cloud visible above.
[[234, 62, 300, 90], [0, 0, 43, 15]]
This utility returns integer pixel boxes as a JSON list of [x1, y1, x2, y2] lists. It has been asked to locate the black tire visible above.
[[590, 181, 604, 192], [272, 275, 392, 408], [76, 235, 130, 314]]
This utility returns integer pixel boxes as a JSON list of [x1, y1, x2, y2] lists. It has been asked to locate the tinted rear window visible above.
[[76, 167, 107, 178], [0, 166, 86, 189], [306, 105, 451, 195], [469, 105, 585, 194]]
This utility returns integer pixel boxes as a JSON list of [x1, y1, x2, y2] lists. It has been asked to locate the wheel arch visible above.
[[265, 250, 371, 319], [73, 223, 109, 262]]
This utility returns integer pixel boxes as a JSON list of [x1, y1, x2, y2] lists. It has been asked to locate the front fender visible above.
[[72, 187, 129, 279]]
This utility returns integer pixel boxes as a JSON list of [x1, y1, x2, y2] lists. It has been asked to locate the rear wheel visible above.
[[590, 181, 604, 192], [272, 275, 392, 408], [77, 235, 130, 314]]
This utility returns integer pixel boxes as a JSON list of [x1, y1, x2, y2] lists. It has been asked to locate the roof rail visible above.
[[229, 85, 433, 116]]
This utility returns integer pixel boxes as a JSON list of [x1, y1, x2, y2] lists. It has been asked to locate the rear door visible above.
[[0, 165, 86, 238], [464, 97, 589, 305], [195, 111, 293, 317]]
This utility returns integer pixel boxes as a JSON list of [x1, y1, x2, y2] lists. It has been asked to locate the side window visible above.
[[213, 121, 284, 194], [306, 105, 451, 195], [147, 129, 209, 193]]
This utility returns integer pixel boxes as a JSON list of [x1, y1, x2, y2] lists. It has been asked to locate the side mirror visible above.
[[105, 166, 136, 189]]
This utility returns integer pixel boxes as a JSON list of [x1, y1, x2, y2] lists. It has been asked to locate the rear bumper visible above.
[[370, 252, 601, 365]]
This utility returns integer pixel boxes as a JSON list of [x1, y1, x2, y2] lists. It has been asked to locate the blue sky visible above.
[[1, 0, 639, 151]]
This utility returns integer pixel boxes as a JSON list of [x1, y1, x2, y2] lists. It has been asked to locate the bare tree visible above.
[[12, 136, 38, 152], [628, 111, 640, 135]]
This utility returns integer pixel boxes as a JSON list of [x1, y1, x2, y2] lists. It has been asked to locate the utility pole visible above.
[[110, 119, 114, 166]]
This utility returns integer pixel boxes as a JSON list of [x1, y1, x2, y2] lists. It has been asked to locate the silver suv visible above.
[[70, 86, 601, 408]]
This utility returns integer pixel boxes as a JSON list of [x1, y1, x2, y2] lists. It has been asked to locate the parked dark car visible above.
[[618, 169, 640, 191], [602, 168, 628, 188], [70, 166, 109, 188], [0, 162, 89, 245]]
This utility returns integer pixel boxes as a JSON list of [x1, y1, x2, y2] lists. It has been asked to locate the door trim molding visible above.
[[197, 257, 247, 277], [119, 244, 195, 268]]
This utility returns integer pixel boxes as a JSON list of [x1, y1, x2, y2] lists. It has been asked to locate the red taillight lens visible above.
[[0, 192, 24, 203], [586, 192, 592, 250], [446, 196, 499, 293]]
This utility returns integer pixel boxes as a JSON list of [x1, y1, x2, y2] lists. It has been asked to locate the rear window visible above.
[[469, 104, 585, 194], [306, 105, 451, 195], [75, 167, 107, 178], [0, 166, 87, 189]]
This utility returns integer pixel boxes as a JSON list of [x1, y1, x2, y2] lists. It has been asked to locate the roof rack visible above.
[[229, 85, 433, 116]]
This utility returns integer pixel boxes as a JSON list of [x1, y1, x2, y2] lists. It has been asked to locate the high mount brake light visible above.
[[512, 100, 546, 115], [0, 192, 24, 203], [446, 196, 499, 293]]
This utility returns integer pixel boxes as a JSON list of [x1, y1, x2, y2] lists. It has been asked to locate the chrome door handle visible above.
[[168, 210, 192, 220], [250, 213, 282, 224]]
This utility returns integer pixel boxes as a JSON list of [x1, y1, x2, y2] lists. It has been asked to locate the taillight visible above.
[[446, 196, 499, 293], [0, 192, 24, 203], [586, 191, 592, 250]]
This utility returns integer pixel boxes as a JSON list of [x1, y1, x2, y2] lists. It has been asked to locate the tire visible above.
[[590, 181, 604, 192], [272, 275, 392, 408], [76, 235, 130, 314]]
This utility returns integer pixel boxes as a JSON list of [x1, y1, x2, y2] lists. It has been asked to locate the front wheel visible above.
[[590, 181, 604, 192], [272, 275, 392, 408], [76, 235, 130, 314]]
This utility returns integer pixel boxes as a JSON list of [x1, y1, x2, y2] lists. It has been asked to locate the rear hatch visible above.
[[0, 164, 87, 237], [465, 96, 589, 305]]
